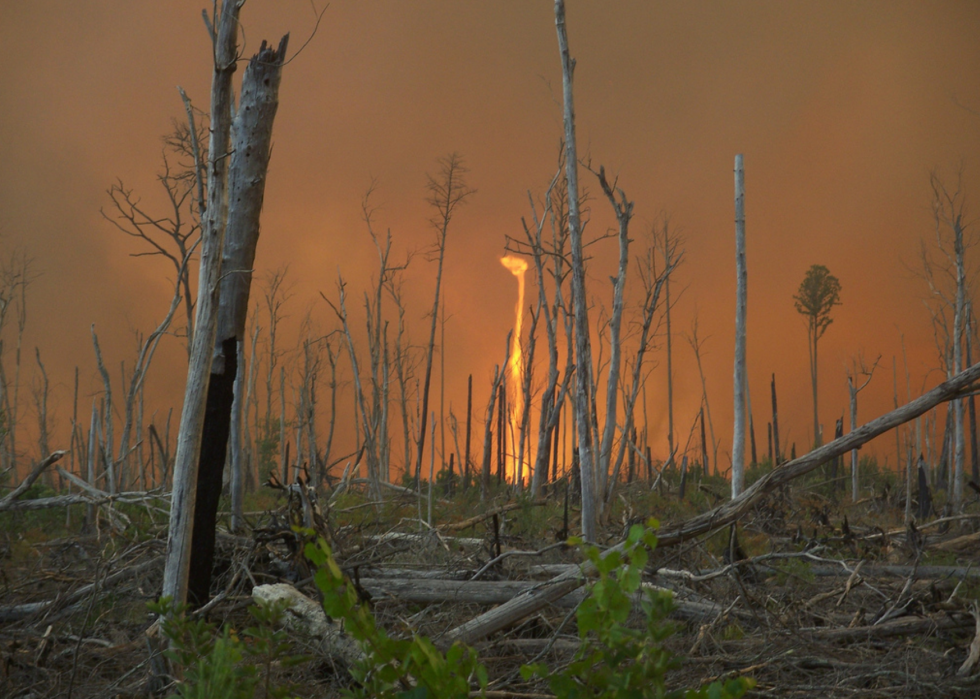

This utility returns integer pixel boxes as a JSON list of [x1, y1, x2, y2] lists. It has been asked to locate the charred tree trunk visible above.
[[161, 0, 242, 608], [185, 34, 289, 607]]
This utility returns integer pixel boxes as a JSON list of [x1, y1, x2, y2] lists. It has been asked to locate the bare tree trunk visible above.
[[33, 348, 49, 467], [162, 0, 242, 608], [664, 224, 674, 467], [968, 307, 979, 482], [771, 373, 781, 465], [847, 355, 879, 502], [481, 335, 509, 500], [464, 374, 472, 488], [689, 317, 718, 475], [413, 155, 473, 489], [732, 154, 747, 497], [953, 212, 967, 510], [185, 33, 288, 606], [86, 401, 97, 532], [556, 0, 597, 541], [91, 328, 115, 494]]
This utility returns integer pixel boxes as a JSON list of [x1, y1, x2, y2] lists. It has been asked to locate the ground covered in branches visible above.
[[2, 470, 980, 698]]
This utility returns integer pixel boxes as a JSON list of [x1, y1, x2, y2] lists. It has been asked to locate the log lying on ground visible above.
[[0, 451, 67, 512], [252, 583, 361, 666], [438, 499, 548, 533], [799, 613, 973, 642], [357, 578, 732, 622], [0, 557, 162, 623], [443, 360, 980, 647]]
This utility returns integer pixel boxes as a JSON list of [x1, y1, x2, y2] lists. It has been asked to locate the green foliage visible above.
[[149, 597, 308, 699], [306, 536, 487, 698], [305, 522, 752, 699], [522, 520, 753, 699], [793, 264, 842, 339]]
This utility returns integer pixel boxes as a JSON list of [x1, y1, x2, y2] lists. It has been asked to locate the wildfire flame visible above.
[[500, 255, 528, 483]]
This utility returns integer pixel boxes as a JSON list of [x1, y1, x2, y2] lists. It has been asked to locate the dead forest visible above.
[[3, 2, 980, 698]]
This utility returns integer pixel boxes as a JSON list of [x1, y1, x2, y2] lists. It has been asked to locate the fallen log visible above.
[[0, 557, 163, 623], [799, 613, 973, 642], [438, 499, 548, 533], [442, 360, 980, 647], [252, 583, 361, 665], [0, 451, 67, 512], [357, 578, 730, 622]]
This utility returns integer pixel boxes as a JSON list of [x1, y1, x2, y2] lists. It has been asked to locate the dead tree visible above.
[[732, 154, 747, 497], [688, 315, 718, 475], [556, 0, 598, 541], [101, 124, 203, 356], [846, 353, 881, 502], [481, 334, 510, 500], [164, 1, 289, 607], [771, 373, 781, 465], [442, 356, 980, 649], [413, 155, 474, 487], [604, 224, 679, 502], [512, 169, 573, 497]]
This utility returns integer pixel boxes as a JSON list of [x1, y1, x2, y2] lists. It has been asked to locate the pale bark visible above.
[[161, 0, 241, 608], [846, 354, 880, 502], [732, 154, 747, 497], [413, 155, 474, 486], [444, 358, 980, 647], [595, 167, 633, 502], [556, 0, 597, 542], [230, 338, 245, 532]]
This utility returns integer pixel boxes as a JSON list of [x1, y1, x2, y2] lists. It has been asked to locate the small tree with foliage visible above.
[[794, 264, 841, 448]]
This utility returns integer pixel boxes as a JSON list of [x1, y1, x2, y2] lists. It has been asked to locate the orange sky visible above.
[[2, 1, 980, 477]]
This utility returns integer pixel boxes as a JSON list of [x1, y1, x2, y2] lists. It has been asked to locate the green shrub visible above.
[[522, 520, 753, 699], [306, 521, 753, 699], [306, 536, 487, 698], [149, 597, 308, 699]]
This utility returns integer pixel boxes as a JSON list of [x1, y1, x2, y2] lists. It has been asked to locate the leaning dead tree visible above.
[[163, 0, 289, 608], [188, 31, 290, 607]]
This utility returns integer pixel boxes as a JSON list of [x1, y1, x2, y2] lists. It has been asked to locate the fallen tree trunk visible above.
[[799, 613, 973, 642], [356, 578, 729, 622], [442, 359, 980, 647], [252, 583, 361, 665], [0, 451, 67, 512], [0, 557, 162, 623]]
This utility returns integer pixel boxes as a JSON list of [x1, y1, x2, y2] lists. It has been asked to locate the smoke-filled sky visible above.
[[2, 1, 980, 476]]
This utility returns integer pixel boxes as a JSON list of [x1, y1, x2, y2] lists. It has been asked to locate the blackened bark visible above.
[[188, 337, 238, 606]]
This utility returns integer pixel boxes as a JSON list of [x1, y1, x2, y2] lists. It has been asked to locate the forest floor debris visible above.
[[2, 472, 980, 698]]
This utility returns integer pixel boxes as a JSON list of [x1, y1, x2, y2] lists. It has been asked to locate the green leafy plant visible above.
[[521, 520, 753, 699], [304, 520, 751, 699], [306, 537, 488, 698], [149, 597, 308, 699]]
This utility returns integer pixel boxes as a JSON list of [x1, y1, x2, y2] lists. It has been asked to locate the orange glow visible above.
[[500, 255, 528, 482]]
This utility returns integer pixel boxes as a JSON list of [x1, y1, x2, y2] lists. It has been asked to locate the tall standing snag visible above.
[[555, 0, 597, 542], [187, 33, 289, 607], [164, 0, 290, 608], [732, 154, 747, 497], [413, 154, 474, 486], [162, 0, 242, 608]]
